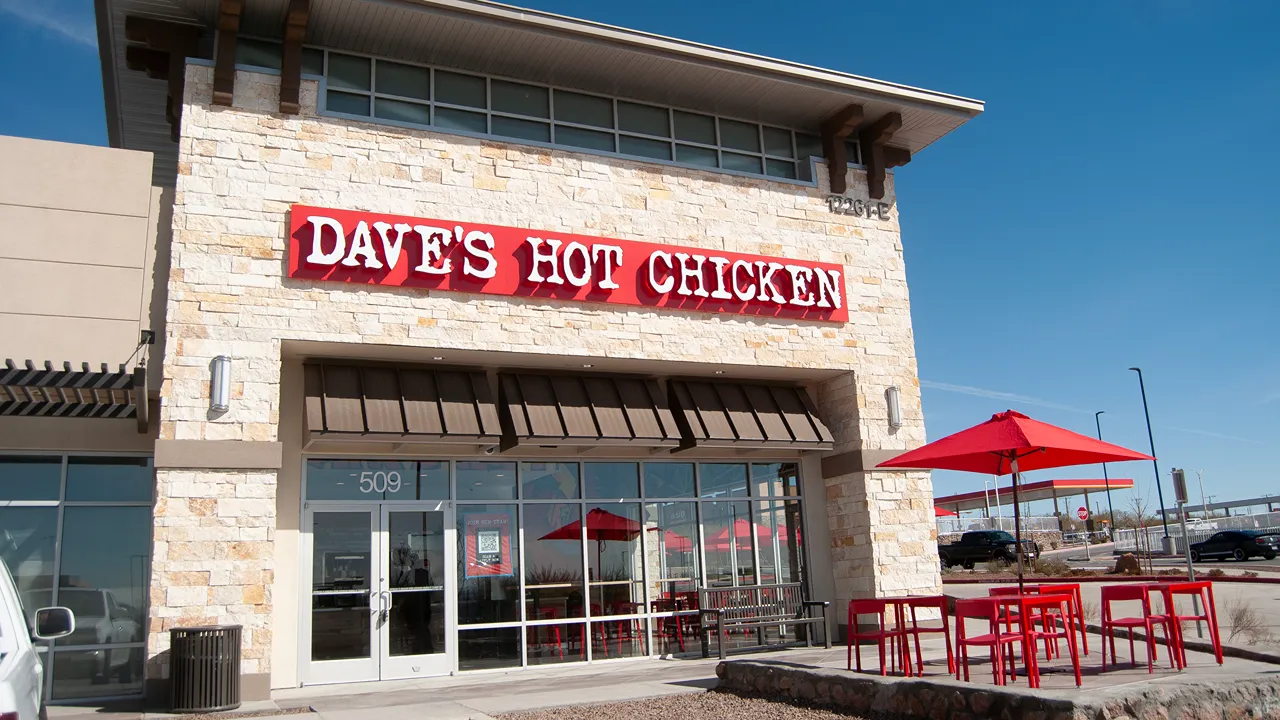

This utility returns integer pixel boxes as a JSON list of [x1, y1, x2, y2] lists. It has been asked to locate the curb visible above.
[[1084, 622, 1280, 666], [942, 574, 1280, 585]]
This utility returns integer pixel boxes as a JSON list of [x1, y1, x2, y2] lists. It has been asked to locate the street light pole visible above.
[[1129, 367, 1171, 538], [1095, 410, 1118, 534]]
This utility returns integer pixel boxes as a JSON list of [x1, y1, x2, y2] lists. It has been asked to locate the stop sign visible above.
[[1077, 507, 1089, 521]]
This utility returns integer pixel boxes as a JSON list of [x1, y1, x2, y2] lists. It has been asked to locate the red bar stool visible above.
[[1100, 584, 1176, 673], [1019, 594, 1081, 687], [1034, 583, 1088, 656], [903, 595, 954, 675], [1159, 581, 1223, 666], [953, 598, 1022, 685], [847, 599, 907, 676], [526, 607, 564, 660]]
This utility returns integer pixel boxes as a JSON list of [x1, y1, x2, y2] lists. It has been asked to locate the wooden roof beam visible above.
[[858, 112, 908, 200], [819, 104, 863, 195], [279, 0, 311, 114], [213, 0, 246, 106]]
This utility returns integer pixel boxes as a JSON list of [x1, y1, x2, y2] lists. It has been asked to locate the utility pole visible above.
[[1130, 367, 1172, 543], [1195, 469, 1207, 519], [1095, 411, 1118, 532]]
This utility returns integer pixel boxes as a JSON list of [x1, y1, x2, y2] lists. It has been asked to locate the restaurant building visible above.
[[0, 0, 981, 702]]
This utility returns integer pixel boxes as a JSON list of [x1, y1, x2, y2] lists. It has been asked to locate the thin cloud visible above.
[[1163, 426, 1265, 446], [0, 0, 97, 48], [920, 380, 1086, 414]]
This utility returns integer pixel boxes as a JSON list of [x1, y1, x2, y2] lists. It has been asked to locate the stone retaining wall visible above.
[[715, 659, 1280, 720]]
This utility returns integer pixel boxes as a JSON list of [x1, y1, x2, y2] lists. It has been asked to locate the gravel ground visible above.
[[498, 690, 864, 720]]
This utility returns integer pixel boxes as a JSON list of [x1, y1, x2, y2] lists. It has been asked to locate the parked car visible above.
[[0, 558, 76, 720], [939, 530, 1039, 570], [1190, 530, 1280, 562], [21, 589, 142, 684]]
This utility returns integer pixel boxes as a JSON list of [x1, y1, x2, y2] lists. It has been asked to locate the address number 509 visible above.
[[359, 470, 402, 494]]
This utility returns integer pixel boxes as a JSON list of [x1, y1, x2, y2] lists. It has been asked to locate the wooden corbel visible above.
[[819, 104, 863, 194], [213, 0, 246, 106], [858, 112, 903, 200], [124, 16, 201, 141], [279, 0, 311, 114]]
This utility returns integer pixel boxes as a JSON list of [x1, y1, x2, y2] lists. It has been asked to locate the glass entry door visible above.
[[306, 503, 455, 684]]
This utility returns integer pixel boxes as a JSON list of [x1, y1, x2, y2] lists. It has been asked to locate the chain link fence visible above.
[[1114, 511, 1280, 553]]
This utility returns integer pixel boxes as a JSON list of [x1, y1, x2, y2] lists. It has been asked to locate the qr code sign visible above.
[[477, 530, 500, 555]]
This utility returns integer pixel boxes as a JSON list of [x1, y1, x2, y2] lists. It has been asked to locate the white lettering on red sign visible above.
[[287, 205, 848, 322]]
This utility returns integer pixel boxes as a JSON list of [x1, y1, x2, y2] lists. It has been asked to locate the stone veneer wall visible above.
[[149, 63, 938, 684]]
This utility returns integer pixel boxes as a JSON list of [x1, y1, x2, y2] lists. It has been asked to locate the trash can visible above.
[[169, 625, 242, 713]]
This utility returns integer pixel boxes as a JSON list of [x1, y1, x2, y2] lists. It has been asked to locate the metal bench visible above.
[[698, 583, 831, 659]]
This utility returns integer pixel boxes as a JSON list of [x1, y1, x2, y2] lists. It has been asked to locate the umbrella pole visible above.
[[1011, 456, 1025, 591]]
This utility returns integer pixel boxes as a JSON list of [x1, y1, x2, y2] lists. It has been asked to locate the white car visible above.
[[0, 558, 75, 720]]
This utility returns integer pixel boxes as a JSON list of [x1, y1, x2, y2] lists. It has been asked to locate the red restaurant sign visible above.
[[287, 205, 848, 322]]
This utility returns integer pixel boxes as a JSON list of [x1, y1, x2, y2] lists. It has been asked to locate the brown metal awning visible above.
[[0, 359, 149, 432], [669, 380, 833, 452], [304, 362, 501, 444], [498, 373, 680, 451]]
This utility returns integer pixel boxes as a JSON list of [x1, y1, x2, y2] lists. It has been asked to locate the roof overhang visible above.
[[935, 478, 1136, 513], [96, 0, 983, 185], [0, 360, 150, 433]]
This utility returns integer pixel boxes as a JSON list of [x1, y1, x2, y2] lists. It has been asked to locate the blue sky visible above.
[[2, 0, 1276, 517]]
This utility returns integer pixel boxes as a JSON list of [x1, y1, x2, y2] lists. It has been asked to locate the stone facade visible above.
[[148, 62, 940, 683]]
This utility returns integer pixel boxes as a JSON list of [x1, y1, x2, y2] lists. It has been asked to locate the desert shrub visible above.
[[1206, 568, 1226, 578], [1036, 557, 1071, 576], [1224, 599, 1275, 645], [1241, 571, 1259, 579], [983, 558, 1012, 574], [1082, 599, 1100, 623]]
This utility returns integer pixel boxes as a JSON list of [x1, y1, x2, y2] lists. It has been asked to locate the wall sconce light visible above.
[[210, 355, 232, 412], [886, 385, 903, 429]]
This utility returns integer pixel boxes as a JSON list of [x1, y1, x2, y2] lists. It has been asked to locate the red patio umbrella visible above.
[[934, 507, 958, 517], [879, 410, 1153, 589], [540, 507, 642, 581]]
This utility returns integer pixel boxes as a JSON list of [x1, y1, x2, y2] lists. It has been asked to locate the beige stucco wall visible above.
[[151, 64, 938, 688], [0, 136, 171, 387]]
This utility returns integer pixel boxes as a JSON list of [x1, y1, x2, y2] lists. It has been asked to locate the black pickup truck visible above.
[[939, 530, 1039, 570]]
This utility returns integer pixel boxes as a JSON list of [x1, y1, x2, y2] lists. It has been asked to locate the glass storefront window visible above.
[[306, 460, 421, 500], [0, 507, 58, 596], [642, 463, 695, 498], [585, 502, 643, 616], [456, 461, 517, 500], [756, 500, 804, 585], [701, 501, 755, 587], [65, 457, 153, 502], [0, 456, 61, 501], [0, 455, 153, 701], [310, 511, 372, 661], [643, 501, 699, 600], [583, 463, 638, 499], [751, 462, 800, 498], [458, 627, 521, 670], [526, 622, 585, 665], [520, 462, 579, 499], [457, 504, 519, 624], [522, 503, 584, 619], [699, 463, 748, 498]]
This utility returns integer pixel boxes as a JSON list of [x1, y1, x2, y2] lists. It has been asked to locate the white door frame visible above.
[[301, 506, 380, 685], [379, 501, 457, 680], [301, 501, 457, 685]]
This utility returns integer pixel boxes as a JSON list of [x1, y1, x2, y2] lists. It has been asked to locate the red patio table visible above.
[[988, 592, 1081, 687]]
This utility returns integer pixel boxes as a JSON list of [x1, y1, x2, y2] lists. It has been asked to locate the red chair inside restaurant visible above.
[[903, 595, 954, 675], [1100, 584, 1176, 673], [847, 599, 908, 676], [953, 598, 1022, 685]]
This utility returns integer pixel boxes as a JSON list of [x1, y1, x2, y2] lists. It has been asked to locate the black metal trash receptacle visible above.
[[169, 625, 242, 713]]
